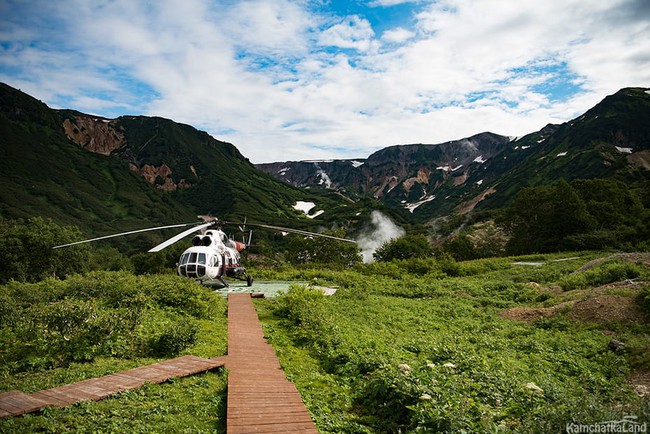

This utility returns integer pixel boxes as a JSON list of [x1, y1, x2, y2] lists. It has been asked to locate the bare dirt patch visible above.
[[628, 370, 650, 397], [500, 281, 648, 324], [499, 302, 573, 323], [568, 294, 647, 324]]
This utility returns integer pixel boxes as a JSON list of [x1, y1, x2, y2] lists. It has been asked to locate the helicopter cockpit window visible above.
[[180, 253, 190, 265], [178, 251, 207, 279]]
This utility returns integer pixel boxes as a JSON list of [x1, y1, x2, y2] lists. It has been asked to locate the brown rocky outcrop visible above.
[[63, 115, 126, 156], [403, 167, 431, 193], [128, 163, 192, 192]]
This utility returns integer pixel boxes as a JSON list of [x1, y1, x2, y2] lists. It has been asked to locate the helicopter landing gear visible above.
[[246, 275, 254, 287]]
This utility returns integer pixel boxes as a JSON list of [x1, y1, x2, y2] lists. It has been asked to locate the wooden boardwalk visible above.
[[0, 355, 224, 418], [0, 293, 318, 433], [225, 293, 318, 433]]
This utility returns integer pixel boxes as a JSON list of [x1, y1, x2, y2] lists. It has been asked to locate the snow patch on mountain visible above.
[[293, 201, 325, 219], [313, 162, 333, 188], [405, 195, 435, 213], [473, 155, 486, 164], [294, 201, 316, 214]]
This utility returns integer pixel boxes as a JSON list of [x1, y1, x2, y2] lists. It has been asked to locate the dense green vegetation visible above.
[[0, 217, 193, 283], [254, 254, 650, 433], [500, 178, 648, 254], [0, 242, 648, 432], [0, 272, 228, 433], [429, 177, 649, 261]]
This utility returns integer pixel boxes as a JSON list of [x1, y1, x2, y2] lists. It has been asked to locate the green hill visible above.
[[0, 83, 361, 248]]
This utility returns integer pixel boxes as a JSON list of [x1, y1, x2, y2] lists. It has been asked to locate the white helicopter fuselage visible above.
[[177, 229, 248, 287]]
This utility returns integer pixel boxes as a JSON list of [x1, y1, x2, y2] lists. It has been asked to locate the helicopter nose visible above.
[[177, 251, 207, 278]]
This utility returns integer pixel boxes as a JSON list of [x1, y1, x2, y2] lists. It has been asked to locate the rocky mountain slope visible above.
[[2, 82, 647, 239], [258, 88, 650, 221], [0, 83, 359, 242]]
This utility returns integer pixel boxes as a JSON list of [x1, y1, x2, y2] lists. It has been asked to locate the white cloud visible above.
[[318, 15, 376, 52], [368, 0, 418, 6], [381, 27, 415, 44], [0, 0, 648, 163], [220, 0, 315, 55]]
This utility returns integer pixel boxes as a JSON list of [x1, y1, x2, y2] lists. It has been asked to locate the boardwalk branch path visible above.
[[225, 293, 318, 433], [0, 355, 224, 418], [1, 293, 319, 433]]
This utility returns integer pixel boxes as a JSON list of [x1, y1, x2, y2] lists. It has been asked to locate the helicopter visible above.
[[54, 217, 357, 288]]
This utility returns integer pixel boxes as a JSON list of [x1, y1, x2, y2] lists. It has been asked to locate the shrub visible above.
[[559, 261, 643, 291], [641, 284, 650, 314], [0, 217, 89, 283], [373, 234, 432, 262], [0, 271, 224, 374], [148, 319, 200, 357]]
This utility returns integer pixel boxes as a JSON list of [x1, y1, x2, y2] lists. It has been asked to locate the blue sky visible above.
[[1, 0, 649, 163]]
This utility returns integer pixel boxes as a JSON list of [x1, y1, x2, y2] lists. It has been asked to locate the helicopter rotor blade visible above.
[[238, 216, 247, 233], [148, 222, 215, 252], [53, 222, 203, 249], [235, 222, 357, 244]]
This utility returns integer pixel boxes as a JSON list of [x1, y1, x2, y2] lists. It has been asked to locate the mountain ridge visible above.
[[257, 87, 650, 221], [0, 83, 362, 245], [1, 82, 648, 238]]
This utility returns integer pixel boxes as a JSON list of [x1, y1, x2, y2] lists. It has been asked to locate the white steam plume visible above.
[[356, 210, 405, 263]]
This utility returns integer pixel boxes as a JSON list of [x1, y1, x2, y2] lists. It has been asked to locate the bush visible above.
[[0, 217, 89, 283], [558, 261, 643, 291], [641, 284, 650, 314], [373, 234, 432, 262], [0, 271, 224, 374], [286, 231, 362, 266], [148, 319, 199, 357]]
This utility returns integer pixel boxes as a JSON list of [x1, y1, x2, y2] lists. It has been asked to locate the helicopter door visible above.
[[219, 254, 227, 277], [207, 255, 219, 279], [197, 253, 206, 278]]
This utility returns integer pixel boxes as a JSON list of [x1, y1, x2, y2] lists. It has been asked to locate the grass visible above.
[[0, 272, 229, 433], [254, 253, 650, 433], [0, 252, 648, 433]]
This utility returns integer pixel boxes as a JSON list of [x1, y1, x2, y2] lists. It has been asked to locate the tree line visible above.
[[0, 178, 646, 283]]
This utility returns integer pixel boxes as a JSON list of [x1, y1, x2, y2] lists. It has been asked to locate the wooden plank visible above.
[[226, 294, 318, 433], [0, 390, 53, 415], [228, 421, 318, 433], [0, 356, 225, 418], [30, 389, 78, 407]]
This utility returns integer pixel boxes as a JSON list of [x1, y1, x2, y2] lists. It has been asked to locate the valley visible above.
[[0, 82, 649, 432]]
